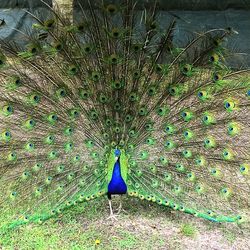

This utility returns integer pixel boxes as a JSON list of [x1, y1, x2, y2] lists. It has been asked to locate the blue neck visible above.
[[108, 158, 127, 195]]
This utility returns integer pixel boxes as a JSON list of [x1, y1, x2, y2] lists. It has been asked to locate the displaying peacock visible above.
[[0, 0, 250, 232]]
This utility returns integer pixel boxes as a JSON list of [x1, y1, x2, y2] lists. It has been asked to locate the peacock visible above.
[[0, 0, 250, 232]]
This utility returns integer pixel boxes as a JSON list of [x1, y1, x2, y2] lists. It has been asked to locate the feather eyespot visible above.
[[106, 4, 117, 14]]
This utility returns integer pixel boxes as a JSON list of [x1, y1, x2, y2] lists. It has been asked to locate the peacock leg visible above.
[[117, 199, 122, 214], [107, 199, 118, 221], [108, 199, 114, 216], [117, 195, 129, 215]]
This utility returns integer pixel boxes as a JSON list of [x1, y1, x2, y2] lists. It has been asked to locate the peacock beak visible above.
[[115, 156, 119, 161]]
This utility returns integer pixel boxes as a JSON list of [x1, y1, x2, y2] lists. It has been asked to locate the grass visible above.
[[180, 223, 197, 237], [0, 196, 249, 250]]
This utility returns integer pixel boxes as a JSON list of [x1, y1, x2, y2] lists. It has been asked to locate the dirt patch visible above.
[[79, 210, 250, 250]]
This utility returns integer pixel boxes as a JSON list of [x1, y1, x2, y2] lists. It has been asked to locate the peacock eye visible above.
[[78, 24, 84, 31], [85, 46, 90, 52], [106, 4, 117, 14], [32, 47, 37, 53], [170, 88, 175, 94], [130, 94, 135, 100], [56, 44, 62, 50], [51, 115, 57, 120], [113, 31, 119, 37], [210, 56, 215, 62], [151, 24, 155, 29], [93, 74, 98, 79]]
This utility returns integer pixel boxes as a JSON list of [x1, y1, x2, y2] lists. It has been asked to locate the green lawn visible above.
[[0, 196, 249, 250]]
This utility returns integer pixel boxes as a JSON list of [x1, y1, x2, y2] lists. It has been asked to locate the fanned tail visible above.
[[0, 1, 249, 231]]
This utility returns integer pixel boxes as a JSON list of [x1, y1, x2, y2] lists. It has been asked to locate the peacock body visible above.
[[0, 0, 250, 231]]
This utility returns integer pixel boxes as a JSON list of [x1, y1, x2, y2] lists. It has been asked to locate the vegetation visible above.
[[0, 196, 249, 250], [180, 223, 197, 237]]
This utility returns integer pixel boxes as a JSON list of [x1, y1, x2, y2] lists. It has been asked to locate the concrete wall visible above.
[[0, 0, 249, 67]]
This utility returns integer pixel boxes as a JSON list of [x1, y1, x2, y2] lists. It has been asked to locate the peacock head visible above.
[[114, 149, 121, 160]]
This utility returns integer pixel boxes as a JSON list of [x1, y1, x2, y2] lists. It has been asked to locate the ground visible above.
[[0, 196, 249, 250]]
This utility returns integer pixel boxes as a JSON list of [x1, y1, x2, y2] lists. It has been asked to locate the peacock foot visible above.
[[106, 212, 119, 221]]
